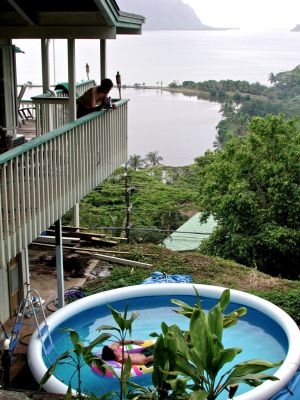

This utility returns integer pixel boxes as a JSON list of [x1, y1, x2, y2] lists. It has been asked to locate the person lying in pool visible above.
[[101, 340, 154, 366]]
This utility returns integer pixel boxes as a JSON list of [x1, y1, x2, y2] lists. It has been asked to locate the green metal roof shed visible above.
[[163, 213, 216, 252]]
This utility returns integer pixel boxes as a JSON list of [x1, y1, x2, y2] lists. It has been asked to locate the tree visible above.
[[128, 154, 144, 170], [145, 151, 163, 167], [268, 72, 277, 85], [196, 114, 300, 277]]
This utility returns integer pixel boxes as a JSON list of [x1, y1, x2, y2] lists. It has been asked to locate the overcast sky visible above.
[[182, 0, 300, 29]]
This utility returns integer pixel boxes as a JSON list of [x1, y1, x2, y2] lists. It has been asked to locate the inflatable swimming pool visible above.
[[28, 284, 300, 399]]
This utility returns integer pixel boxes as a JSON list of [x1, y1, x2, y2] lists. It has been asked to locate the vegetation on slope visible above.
[[82, 243, 300, 324], [168, 65, 300, 148]]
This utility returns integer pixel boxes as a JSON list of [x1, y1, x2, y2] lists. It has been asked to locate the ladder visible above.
[[10, 289, 57, 364]]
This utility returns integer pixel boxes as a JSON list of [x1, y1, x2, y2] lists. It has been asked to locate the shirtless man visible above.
[[101, 340, 154, 365], [76, 78, 116, 118]]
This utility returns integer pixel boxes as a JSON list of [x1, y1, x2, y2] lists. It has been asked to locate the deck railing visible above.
[[32, 80, 97, 136], [0, 100, 128, 268]]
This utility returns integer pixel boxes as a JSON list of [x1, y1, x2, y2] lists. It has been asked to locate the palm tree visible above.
[[145, 151, 163, 167], [268, 72, 277, 85], [128, 154, 144, 170]]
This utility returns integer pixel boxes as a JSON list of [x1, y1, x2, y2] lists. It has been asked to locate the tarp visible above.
[[271, 370, 300, 399], [142, 271, 192, 284]]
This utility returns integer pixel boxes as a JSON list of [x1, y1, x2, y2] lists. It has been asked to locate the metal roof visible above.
[[163, 213, 216, 252], [0, 0, 145, 39]]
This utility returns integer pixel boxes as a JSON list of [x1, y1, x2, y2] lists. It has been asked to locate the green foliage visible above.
[[78, 165, 199, 243], [252, 288, 300, 324], [178, 66, 300, 146], [145, 288, 281, 400], [40, 328, 112, 399], [196, 114, 300, 277]]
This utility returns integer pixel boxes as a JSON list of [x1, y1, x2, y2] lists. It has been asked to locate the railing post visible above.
[[55, 219, 64, 308]]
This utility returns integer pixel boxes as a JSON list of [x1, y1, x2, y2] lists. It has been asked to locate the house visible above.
[[0, 0, 144, 323], [163, 213, 216, 251]]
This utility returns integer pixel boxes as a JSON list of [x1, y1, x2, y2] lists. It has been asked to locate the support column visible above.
[[41, 39, 50, 93], [68, 39, 76, 121], [55, 219, 64, 308], [20, 247, 30, 296], [100, 39, 107, 81], [68, 39, 80, 228], [0, 39, 18, 149]]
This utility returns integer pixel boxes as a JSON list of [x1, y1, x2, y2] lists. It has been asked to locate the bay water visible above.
[[15, 30, 300, 166]]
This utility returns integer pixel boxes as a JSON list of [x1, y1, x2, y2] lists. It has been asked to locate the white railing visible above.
[[0, 100, 128, 268], [32, 94, 69, 135], [32, 80, 97, 136]]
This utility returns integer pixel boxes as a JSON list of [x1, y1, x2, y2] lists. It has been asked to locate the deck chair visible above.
[[17, 84, 34, 125]]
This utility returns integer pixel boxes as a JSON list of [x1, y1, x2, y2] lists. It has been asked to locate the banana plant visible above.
[[96, 303, 140, 400], [150, 288, 282, 400], [40, 328, 113, 399]]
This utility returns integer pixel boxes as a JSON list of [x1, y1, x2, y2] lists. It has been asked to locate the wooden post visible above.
[[55, 219, 64, 308]]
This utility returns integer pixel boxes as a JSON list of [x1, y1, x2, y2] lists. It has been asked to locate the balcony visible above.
[[0, 99, 128, 268]]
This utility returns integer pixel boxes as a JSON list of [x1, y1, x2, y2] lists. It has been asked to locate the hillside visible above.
[[79, 243, 300, 323], [291, 24, 300, 32], [118, 0, 226, 30]]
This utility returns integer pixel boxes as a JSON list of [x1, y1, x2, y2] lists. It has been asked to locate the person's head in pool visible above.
[[101, 345, 116, 361]]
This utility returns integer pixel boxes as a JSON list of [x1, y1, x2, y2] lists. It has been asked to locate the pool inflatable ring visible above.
[[92, 339, 155, 378]]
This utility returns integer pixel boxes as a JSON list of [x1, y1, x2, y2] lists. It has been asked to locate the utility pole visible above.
[[124, 162, 131, 243]]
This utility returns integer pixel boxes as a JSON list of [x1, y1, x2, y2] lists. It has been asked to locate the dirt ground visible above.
[[3, 243, 105, 392], [28, 244, 100, 305]]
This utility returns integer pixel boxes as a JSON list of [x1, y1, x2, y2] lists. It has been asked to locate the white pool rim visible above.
[[28, 283, 300, 400]]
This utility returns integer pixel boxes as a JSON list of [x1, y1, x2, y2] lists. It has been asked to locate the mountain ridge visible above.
[[118, 0, 230, 31]]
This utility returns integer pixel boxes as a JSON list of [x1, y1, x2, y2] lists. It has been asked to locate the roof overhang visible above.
[[0, 0, 145, 39]]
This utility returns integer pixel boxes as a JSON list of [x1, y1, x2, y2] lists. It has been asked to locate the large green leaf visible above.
[[219, 289, 230, 312], [124, 311, 140, 335], [189, 347, 205, 379], [62, 328, 81, 353], [211, 347, 242, 376], [161, 321, 169, 335], [171, 298, 194, 310], [40, 350, 71, 385], [152, 335, 166, 387], [167, 338, 178, 371], [226, 372, 280, 387], [108, 305, 125, 331], [169, 324, 190, 359], [85, 332, 112, 352], [226, 359, 282, 380], [96, 324, 120, 332], [223, 308, 247, 329], [175, 357, 203, 384], [208, 304, 223, 341], [190, 309, 212, 372]]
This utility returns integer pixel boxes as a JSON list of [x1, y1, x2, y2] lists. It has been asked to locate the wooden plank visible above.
[[33, 235, 80, 245], [46, 229, 106, 239], [95, 253, 152, 268]]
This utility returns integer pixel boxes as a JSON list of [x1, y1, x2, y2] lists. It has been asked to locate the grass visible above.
[[82, 243, 300, 324]]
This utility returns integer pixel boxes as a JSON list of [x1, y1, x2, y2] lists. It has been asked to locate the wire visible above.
[[84, 225, 211, 235]]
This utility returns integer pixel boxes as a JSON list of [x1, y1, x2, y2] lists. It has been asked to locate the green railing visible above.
[[0, 100, 128, 267]]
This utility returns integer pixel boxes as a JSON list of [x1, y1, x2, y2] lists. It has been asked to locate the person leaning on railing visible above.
[[76, 78, 116, 118]]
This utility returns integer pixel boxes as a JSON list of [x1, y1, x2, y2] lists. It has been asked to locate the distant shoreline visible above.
[[122, 85, 216, 101]]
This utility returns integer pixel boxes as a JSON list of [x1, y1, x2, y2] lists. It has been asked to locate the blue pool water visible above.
[[44, 295, 288, 399]]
